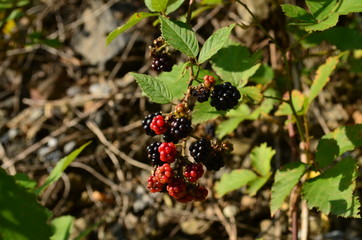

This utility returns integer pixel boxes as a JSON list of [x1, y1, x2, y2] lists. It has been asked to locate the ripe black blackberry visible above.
[[203, 151, 225, 171], [142, 112, 162, 136], [170, 117, 193, 141], [210, 82, 241, 111], [162, 132, 179, 144], [191, 87, 210, 103], [151, 53, 174, 72], [189, 138, 211, 163], [146, 142, 163, 166]]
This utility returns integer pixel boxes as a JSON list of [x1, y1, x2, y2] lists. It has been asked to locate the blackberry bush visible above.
[[210, 82, 241, 111], [151, 53, 174, 72], [142, 112, 162, 136], [146, 142, 163, 166], [189, 138, 212, 163]]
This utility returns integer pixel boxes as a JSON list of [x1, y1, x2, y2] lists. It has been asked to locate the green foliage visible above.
[[160, 16, 199, 58], [211, 39, 261, 87], [303, 27, 362, 50], [275, 90, 307, 116], [50, 216, 74, 240], [250, 143, 276, 176], [192, 101, 225, 124], [198, 24, 235, 63], [158, 64, 189, 100], [35, 141, 91, 195], [0, 0, 29, 9], [106, 12, 158, 45], [215, 143, 275, 197], [165, 0, 185, 14], [270, 162, 307, 216], [302, 157, 360, 218], [131, 73, 173, 104], [13, 173, 37, 191], [307, 55, 339, 106], [281, 0, 362, 32], [0, 168, 52, 240], [145, 0, 168, 12], [250, 63, 274, 85], [239, 86, 262, 103], [315, 125, 362, 169], [215, 169, 257, 198]]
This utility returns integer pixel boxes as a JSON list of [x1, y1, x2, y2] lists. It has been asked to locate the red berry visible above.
[[184, 163, 204, 182], [204, 75, 215, 87], [177, 190, 194, 203], [150, 115, 168, 135], [158, 142, 177, 163], [147, 176, 164, 193], [167, 178, 187, 199], [154, 163, 174, 184], [193, 185, 208, 201]]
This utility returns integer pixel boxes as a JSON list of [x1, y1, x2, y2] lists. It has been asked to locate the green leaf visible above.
[[106, 12, 158, 45], [315, 125, 362, 169], [14, 173, 37, 191], [250, 63, 274, 85], [74, 220, 104, 240], [50, 216, 74, 240], [239, 86, 262, 103], [281, 4, 316, 23], [160, 16, 199, 58], [158, 64, 189, 101], [132, 73, 173, 104], [200, 0, 223, 4], [198, 24, 235, 63], [306, 0, 338, 20], [0, 169, 52, 240], [166, 0, 185, 14], [211, 39, 261, 87], [270, 162, 307, 216], [145, 0, 168, 12], [302, 157, 360, 218], [304, 13, 339, 32], [336, 0, 362, 15], [308, 55, 339, 106], [248, 172, 272, 197], [275, 90, 307, 116], [192, 101, 225, 124], [215, 169, 257, 198], [35, 142, 91, 195], [216, 117, 244, 139], [250, 143, 275, 177]]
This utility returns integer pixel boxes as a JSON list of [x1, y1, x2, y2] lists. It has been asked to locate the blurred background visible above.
[[1, 0, 362, 239]]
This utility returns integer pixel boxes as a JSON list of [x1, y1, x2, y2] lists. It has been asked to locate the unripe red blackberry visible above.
[[142, 112, 162, 136], [146, 142, 163, 166], [170, 117, 193, 141], [210, 82, 241, 111], [155, 163, 174, 184], [204, 75, 215, 87], [151, 53, 174, 72], [184, 163, 204, 182], [150, 115, 168, 135], [147, 176, 164, 193], [176, 191, 194, 203], [189, 138, 211, 163], [158, 142, 177, 163], [191, 86, 210, 103], [167, 178, 187, 199], [193, 185, 208, 201], [203, 150, 225, 171]]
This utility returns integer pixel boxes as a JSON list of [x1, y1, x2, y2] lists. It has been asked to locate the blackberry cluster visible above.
[[191, 87, 210, 103], [142, 112, 162, 136], [146, 142, 163, 166], [189, 138, 226, 171], [210, 82, 241, 111], [189, 138, 211, 163], [151, 53, 174, 72], [170, 117, 193, 140]]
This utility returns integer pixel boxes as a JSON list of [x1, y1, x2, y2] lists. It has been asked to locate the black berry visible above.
[[203, 151, 225, 171], [210, 82, 241, 111], [170, 117, 193, 141], [142, 112, 162, 136], [146, 142, 163, 166], [191, 87, 210, 103], [152, 53, 174, 72], [189, 138, 211, 163]]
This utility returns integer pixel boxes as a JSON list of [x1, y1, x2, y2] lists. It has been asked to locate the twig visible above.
[[213, 204, 237, 240], [86, 120, 152, 171], [186, 0, 194, 26]]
